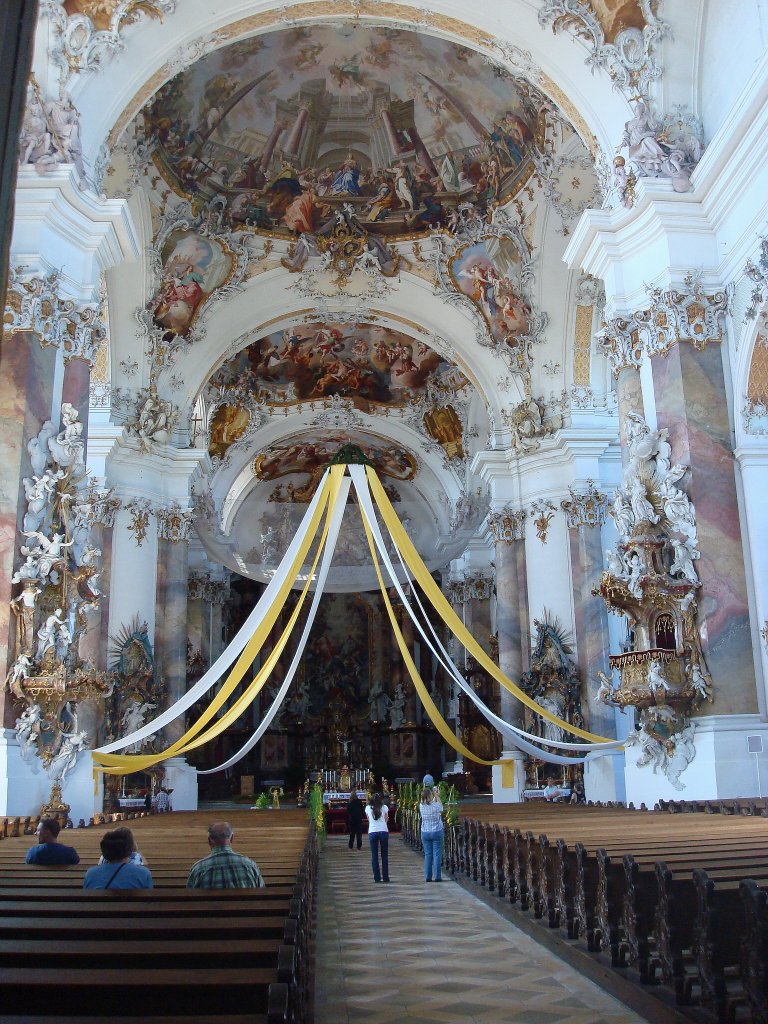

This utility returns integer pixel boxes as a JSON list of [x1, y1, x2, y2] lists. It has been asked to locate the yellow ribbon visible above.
[[94, 468, 345, 774], [358, 500, 501, 766], [365, 466, 610, 744]]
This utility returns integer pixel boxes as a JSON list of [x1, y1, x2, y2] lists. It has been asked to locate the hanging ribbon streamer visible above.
[[350, 467, 622, 765], [94, 468, 346, 773], [94, 471, 334, 756], [364, 466, 611, 744], [198, 476, 352, 775]]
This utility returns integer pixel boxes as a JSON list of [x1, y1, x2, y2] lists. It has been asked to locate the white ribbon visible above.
[[95, 470, 331, 754], [350, 467, 622, 765], [198, 477, 351, 774]]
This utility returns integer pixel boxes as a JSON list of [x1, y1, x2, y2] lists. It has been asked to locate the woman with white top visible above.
[[365, 792, 390, 882], [419, 786, 444, 881]]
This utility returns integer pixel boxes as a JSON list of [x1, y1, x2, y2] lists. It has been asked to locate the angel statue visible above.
[[648, 660, 670, 701], [47, 727, 89, 784], [15, 704, 42, 768]]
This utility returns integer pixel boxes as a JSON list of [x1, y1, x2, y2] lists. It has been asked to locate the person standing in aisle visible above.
[[365, 792, 390, 882], [419, 785, 444, 882], [347, 788, 364, 850]]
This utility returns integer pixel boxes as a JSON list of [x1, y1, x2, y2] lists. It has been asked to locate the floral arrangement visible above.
[[309, 782, 325, 833]]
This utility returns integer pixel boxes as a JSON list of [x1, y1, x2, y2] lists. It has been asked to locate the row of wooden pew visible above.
[[403, 803, 768, 1024], [0, 809, 317, 1024], [0, 809, 159, 839]]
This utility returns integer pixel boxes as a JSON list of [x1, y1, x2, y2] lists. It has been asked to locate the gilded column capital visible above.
[[155, 503, 193, 543], [488, 506, 526, 543], [189, 572, 230, 604], [3, 267, 106, 366], [561, 480, 608, 529], [597, 273, 727, 377]]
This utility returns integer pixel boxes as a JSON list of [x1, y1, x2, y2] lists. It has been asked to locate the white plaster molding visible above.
[[106, 433, 210, 504], [564, 179, 721, 317], [11, 165, 140, 303]]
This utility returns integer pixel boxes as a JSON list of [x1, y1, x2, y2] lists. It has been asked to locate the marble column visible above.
[[0, 331, 59, 723], [615, 365, 644, 468], [488, 508, 528, 801], [408, 124, 438, 178], [489, 510, 528, 731], [260, 121, 285, 171], [381, 108, 401, 157], [283, 107, 309, 160], [651, 340, 756, 713], [561, 483, 615, 738], [61, 356, 90, 459], [462, 573, 494, 658], [401, 586, 418, 726], [155, 529, 191, 746]]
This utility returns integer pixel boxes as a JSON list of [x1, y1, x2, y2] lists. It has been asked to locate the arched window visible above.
[[654, 614, 676, 650]]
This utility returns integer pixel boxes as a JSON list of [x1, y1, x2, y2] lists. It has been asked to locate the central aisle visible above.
[[315, 834, 649, 1024]]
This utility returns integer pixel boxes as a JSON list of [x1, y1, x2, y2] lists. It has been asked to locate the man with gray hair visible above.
[[186, 821, 265, 889]]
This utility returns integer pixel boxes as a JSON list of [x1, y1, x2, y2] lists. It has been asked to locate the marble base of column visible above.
[[162, 755, 198, 811], [491, 749, 525, 803]]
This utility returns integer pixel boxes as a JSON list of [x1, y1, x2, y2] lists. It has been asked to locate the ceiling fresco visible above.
[[253, 435, 417, 503], [143, 24, 548, 238], [208, 322, 470, 412]]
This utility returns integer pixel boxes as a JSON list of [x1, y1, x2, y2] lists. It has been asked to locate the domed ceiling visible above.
[[145, 24, 546, 237], [196, 323, 485, 591]]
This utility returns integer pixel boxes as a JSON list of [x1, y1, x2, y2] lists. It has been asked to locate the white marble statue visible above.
[[367, 678, 387, 722], [48, 403, 84, 468], [22, 473, 57, 533], [120, 700, 157, 753], [596, 670, 615, 705], [625, 552, 643, 598], [21, 531, 74, 580], [666, 724, 697, 790], [132, 392, 178, 448], [11, 555, 41, 585], [15, 704, 42, 768], [629, 476, 659, 525], [36, 607, 68, 661], [670, 537, 699, 583], [611, 489, 635, 539], [387, 683, 406, 730], [27, 420, 57, 477], [538, 693, 565, 744], [5, 654, 33, 700], [648, 659, 670, 700], [689, 661, 710, 701], [47, 728, 89, 784], [606, 549, 626, 578]]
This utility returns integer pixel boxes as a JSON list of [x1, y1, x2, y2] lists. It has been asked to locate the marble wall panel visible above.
[[652, 343, 756, 713], [155, 538, 190, 745], [0, 332, 57, 725]]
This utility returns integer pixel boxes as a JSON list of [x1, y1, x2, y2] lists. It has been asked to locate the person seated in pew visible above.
[[83, 828, 153, 889], [97, 826, 148, 866], [25, 818, 80, 865], [186, 821, 265, 889], [543, 776, 566, 802]]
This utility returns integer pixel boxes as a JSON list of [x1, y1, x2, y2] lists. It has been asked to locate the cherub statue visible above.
[[15, 703, 42, 768], [48, 403, 84, 467], [5, 654, 32, 700], [648, 660, 670, 701]]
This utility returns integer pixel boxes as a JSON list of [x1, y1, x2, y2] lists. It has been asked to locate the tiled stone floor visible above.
[[315, 835, 650, 1024]]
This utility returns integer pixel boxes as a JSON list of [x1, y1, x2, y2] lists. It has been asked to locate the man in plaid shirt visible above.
[[186, 822, 265, 889]]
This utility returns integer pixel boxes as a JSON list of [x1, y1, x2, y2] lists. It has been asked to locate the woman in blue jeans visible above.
[[365, 792, 390, 882], [419, 785, 444, 881]]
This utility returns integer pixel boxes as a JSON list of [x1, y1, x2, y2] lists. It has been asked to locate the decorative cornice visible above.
[[745, 234, 768, 321], [155, 503, 193, 543], [448, 571, 495, 604], [4, 267, 106, 365], [488, 507, 527, 544], [188, 572, 230, 604], [538, 0, 668, 100], [41, 0, 177, 78], [596, 272, 728, 375], [561, 480, 608, 528]]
